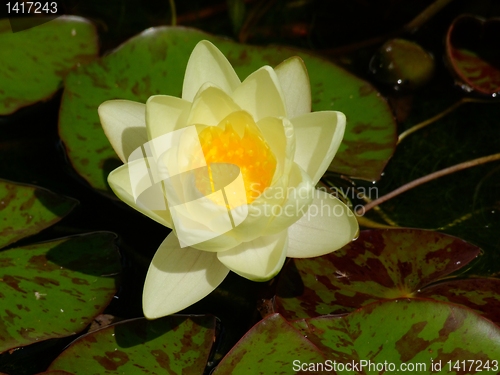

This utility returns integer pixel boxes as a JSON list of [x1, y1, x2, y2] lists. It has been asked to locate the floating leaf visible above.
[[275, 228, 481, 320], [0, 180, 78, 250], [0, 16, 98, 115], [213, 314, 325, 375], [48, 315, 216, 374], [215, 300, 500, 375], [446, 15, 500, 95], [58, 27, 396, 195], [370, 38, 435, 90], [418, 278, 500, 325], [0, 232, 120, 354]]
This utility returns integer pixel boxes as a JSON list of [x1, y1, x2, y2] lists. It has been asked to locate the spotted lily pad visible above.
[[215, 300, 500, 375], [0, 232, 120, 354], [446, 15, 500, 95], [0, 16, 98, 115], [417, 278, 500, 325], [0, 180, 78, 250], [59, 27, 396, 195], [275, 228, 482, 320], [48, 315, 216, 374]]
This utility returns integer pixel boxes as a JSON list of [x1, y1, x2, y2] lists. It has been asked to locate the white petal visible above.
[[287, 189, 359, 258], [256, 116, 295, 184], [182, 40, 241, 102], [146, 95, 191, 141], [291, 111, 346, 185], [186, 84, 241, 126], [143, 233, 230, 319], [217, 230, 288, 281], [232, 66, 286, 121], [98, 100, 147, 163], [108, 162, 173, 228], [274, 57, 311, 119], [262, 163, 314, 235]]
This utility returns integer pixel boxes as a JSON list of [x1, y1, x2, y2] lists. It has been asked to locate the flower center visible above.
[[196, 111, 277, 204]]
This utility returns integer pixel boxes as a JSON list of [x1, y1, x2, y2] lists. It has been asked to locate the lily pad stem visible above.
[[404, 0, 456, 33], [398, 98, 496, 144], [169, 0, 177, 26], [357, 153, 500, 215]]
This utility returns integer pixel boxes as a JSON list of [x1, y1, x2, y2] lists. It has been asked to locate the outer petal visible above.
[[182, 40, 241, 102], [146, 95, 191, 141], [286, 190, 359, 258], [217, 230, 288, 281], [108, 162, 173, 228], [274, 56, 311, 119], [231, 66, 287, 121], [143, 233, 230, 319], [98, 100, 147, 163], [262, 163, 314, 236], [186, 84, 241, 126], [291, 111, 346, 185]]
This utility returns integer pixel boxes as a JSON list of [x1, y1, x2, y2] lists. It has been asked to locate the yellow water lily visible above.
[[98, 40, 359, 319]]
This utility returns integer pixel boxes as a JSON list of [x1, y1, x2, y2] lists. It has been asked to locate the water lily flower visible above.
[[98, 40, 359, 319]]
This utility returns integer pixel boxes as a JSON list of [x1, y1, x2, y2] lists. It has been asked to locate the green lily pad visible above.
[[215, 300, 500, 374], [59, 27, 396, 195], [370, 38, 435, 90], [275, 228, 482, 320], [213, 314, 326, 375], [0, 16, 98, 115], [0, 180, 78, 250], [48, 315, 216, 374], [418, 278, 500, 325], [446, 15, 500, 95], [0, 232, 120, 354]]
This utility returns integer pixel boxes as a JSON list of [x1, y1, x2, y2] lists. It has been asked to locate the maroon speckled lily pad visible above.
[[0, 232, 120, 354], [48, 315, 216, 374], [446, 15, 500, 95], [0, 16, 98, 115], [0, 180, 78, 250], [417, 277, 500, 325], [275, 228, 483, 320], [215, 300, 500, 375]]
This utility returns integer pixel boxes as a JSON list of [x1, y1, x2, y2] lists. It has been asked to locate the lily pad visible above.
[[213, 314, 326, 375], [0, 232, 120, 354], [215, 300, 500, 375], [446, 15, 500, 95], [418, 278, 500, 325], [0, 180, 78, 250], [48, 315, 216, 374], [58, 27, 396, 195], [0, 16, 98, 115], [275, 228, 482, 320], [370, 38, 435, 90]]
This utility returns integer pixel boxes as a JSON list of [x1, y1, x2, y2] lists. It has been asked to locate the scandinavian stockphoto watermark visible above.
[[127, 125, 372, 247]]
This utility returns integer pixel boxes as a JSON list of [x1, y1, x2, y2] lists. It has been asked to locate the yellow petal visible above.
[[274, 56, 311, 119], [291, 111, 346, 185], [98, 100, 147, 163], [217, 230, 288, 281], [108, 162, 173, 228], [146, 95, 191, 141], [231, 66, 286, 121], [143, 232, 230, 319], [186, 84, 241, 126], [286, 190, 359, 258], [182, 40, 241, 102]]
